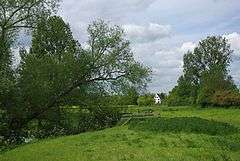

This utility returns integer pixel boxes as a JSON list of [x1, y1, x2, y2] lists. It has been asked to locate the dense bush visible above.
[[0, 105, 122, 150], [62, 106, 122, 134], [105, 87, 139, 106], [106, 95, 138, 106], [167, 94, 195, 106], [137, 95, 154, 106], [166, 76, 197, 106], [196, 88, 214, 107], [197, 90, 240, 108], [197, 69, 239, 107], [211, 91, 240, 107]]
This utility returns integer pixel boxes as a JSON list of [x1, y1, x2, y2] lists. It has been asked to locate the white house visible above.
[[154, 94, 161, 104]]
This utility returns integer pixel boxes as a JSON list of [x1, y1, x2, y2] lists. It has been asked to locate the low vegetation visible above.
[[129, 117, 239, 135], [1, 106, 240, 161]]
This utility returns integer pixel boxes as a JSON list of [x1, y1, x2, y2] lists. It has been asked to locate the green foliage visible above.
[[0, 0, 60, 107], [158, 93, 167, 101], [68, 106, 122, 134], [167, 95, 195, 107], [3, 16, 79, 138], [121, 88, 139, 105], [167, 36, 237, 107], [0, 0, 60, 87], [183, 36, 232, 86], [32, 106, 122, 138], [17, 17, 150, 130], [137, 94, 154, 106], [0, 0, 60, 30], [167, 76, 196, 106], [197, 68, 238, 107], [211, 91, 240, 107], [107, 87, 139, 106], [1, 0, 150, 146], [1, 16, 151, 146], [0, 0, 60, 147], [0, 25, 15, 119], [196, 89, 213, 107]]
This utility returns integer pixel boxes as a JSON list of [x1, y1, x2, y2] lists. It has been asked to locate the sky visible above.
[[58, 0, 240, 93]]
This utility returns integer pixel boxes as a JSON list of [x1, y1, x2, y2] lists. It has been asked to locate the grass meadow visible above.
[[1, 106, 240, 161]]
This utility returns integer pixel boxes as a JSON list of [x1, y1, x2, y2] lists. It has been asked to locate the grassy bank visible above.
[[1, 106, 240, 161]]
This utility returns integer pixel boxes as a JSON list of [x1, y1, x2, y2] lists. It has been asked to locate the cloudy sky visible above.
[[58, 0, 240, 93]]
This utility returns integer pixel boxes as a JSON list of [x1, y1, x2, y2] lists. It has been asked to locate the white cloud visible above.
[[179, 42, 196, 53], [138, 32, 240, 92], [224, 32, 240, 55], [131, 40, 185, 92], [62, 0, 156, 14], [57, 0, 240, 92], [60, 0, 156, 26], [224, 32, 240, 87], [123, 23, 171, 43]]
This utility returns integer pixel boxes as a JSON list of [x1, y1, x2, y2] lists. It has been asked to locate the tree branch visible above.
[[4, 0, 43, 29], [6, 15, 32, 29], [11, 25, 35, 29], [6, 0, 43, 23], [4, 1, 29, 25], [22, 72, 128, 127]]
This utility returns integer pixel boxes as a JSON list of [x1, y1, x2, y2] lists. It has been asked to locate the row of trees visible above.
[[0, 0, 150, 146], [167, 36, 240, 107]]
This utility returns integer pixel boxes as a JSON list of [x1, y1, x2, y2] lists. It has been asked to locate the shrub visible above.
[[167, 95, 195, 106], [0, 105, 122, 148], [91, 106, 122, 129], [196, 68, 238, 107], [63, 106, 122, 134], [211, 91, 240, 107], [137, 95, 154, 106], [166, 76, 197, 106], [196, 87, 214, 107]]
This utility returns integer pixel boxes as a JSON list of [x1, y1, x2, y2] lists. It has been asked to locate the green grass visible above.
[[129, 117, 239, 135], [1, 106, 240, 161]]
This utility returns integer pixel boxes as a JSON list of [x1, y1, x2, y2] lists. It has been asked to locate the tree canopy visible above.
[[0, 1, 151, 143], [167, 36, 238, 106], [183, 36, 232, 86], [1, 16, 151, 140], [0, 0, 60, 117]]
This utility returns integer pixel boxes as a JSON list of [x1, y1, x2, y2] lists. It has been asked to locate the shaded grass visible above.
[[125, 106, 240, 127], [128, 117, 239, 135]]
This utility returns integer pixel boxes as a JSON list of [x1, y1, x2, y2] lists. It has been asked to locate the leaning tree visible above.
[[7, 18, 151, 136]]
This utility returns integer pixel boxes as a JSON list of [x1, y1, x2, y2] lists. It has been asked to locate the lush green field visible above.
[[1, 106, 240, 161]]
